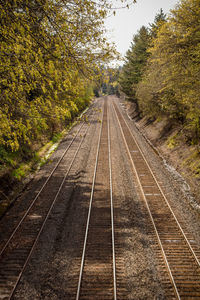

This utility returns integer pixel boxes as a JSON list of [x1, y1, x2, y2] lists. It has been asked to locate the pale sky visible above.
[[105, 0, 179, 60]]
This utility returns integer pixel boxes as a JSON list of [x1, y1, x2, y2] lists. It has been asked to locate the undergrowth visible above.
[[167, 133, 179, 149], [183, 150, 200, 178]]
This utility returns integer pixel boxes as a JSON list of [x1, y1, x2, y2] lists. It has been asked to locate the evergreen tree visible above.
[[149, 8, 167, 39], [118, 26, 150, 110], [137, 0, 200, 142]]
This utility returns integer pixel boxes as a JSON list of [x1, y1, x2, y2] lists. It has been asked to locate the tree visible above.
[[149, 8, 167, 39], [118, 26, 150, 110], [0, 0, 133, 152], [100, 67, 120, 95], [136, 0, 200, 142]]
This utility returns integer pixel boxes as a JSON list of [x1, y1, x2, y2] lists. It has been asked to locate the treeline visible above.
[[0, 0, 129, 170], [100, 68, 120, 96], [119, 0, 200, 144]]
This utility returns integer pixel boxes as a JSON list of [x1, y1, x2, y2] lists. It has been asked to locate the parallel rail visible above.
[[108, 101, 117, 300], [2, 94, 199, 299], [112, 99, 200, 299], [76, 98, 117, 300], [0, 104, 97, 300]]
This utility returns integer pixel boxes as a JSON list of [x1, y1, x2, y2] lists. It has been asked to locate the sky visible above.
[[105, 0, 179, 61]]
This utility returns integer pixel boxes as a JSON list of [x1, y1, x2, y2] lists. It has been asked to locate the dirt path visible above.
[[1, 96, 200, 299]]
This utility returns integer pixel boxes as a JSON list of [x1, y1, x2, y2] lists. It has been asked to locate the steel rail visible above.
[[8, 121, 91, 300], [114, 101, 200, 269], [108, 103, 117, 300], [112, 102, 181, 299], [0, 107, 92, 258], [76, 100, 104, 300]]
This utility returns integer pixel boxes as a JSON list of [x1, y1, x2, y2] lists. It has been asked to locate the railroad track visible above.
[[75, 98, 117, 300], [1, 95, 200, 300], [112, 98, 200, 299], [0, 102, 99, 300]]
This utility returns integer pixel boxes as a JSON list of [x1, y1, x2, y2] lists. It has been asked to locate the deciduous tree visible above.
[[0, 0, 134, 153]]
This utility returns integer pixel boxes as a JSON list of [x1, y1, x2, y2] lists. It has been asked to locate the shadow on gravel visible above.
[[12, 173, 157, 300]]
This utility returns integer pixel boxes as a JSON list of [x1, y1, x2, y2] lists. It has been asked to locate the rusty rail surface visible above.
[[1, 94, 199, 299], [76, 98, 117, 300], [0, 104, 97, 300], [112, 98, 200, 299]]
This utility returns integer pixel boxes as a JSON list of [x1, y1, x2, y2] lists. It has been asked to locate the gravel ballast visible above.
[[1, 96, 199, 299]]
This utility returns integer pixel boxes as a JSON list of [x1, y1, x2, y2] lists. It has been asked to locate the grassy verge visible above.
[[0, 104, 90, 218]]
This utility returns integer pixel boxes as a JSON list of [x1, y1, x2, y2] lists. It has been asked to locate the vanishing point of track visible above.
[[1, 96, 200, 299], [75, 98, 117, 300]]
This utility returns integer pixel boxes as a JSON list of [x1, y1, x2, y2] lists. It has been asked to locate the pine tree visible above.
[[137, 0, 200, 142], [149, 8, 167, 39], [118, 26, 150, 110]]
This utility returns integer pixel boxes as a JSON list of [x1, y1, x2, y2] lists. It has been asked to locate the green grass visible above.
[[12, 163, 31, 180], [51, 133, 63, 143], [0, 146, 18, 169]]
